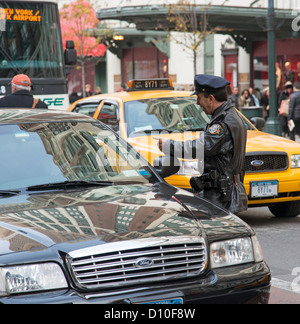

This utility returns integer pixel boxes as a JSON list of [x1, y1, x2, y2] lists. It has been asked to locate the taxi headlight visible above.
[[0, 263, 68, 296], [210, 237, 256, 269], [177, 161, 199, 176], [291, 155, 300, 168]]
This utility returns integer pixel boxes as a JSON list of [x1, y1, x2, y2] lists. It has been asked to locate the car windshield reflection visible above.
[[0, 122, 155, 191], [124, 97, 211, 137]]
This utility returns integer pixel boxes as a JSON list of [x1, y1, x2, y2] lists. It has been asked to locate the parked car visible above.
[[0, 109, 270, 304], [69, 79, 300, 218]]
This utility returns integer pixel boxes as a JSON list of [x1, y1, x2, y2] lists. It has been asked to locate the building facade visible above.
[[58, 0, 300, 94]]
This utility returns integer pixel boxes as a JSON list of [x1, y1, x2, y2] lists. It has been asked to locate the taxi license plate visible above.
[[250, 181, 278, 198], [141, 298, 183, 305]]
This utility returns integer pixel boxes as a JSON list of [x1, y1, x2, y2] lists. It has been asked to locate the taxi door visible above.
[[94, 99, 121, 134]]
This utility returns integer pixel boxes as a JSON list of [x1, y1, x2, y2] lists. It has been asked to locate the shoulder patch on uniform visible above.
[[208, 124, 222, 135]]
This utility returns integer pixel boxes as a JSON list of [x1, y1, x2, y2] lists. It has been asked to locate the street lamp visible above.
[[265, 0, 281, 136]]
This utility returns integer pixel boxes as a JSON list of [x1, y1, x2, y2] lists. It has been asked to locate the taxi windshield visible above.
[[0, 122, 155, 191], [124, 97, 211, 137]]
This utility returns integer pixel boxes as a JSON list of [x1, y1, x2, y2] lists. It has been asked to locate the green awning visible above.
[[96, 5, 298, 41]]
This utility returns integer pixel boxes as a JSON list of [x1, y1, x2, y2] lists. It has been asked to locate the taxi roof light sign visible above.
[[127, 79, 174, 92]]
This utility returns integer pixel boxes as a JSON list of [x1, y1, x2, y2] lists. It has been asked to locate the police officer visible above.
[[0, 74, 48, 109], [156, 74, 248, 214]]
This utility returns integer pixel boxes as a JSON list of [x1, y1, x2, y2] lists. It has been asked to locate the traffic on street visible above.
[[1, 0, 300, 305]]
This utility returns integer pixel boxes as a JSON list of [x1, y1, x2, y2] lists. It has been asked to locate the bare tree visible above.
[[60, 0, 111, 97], [164, 0, 216, 75]]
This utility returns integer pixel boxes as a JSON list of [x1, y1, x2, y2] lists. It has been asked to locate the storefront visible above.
[[122, 47, 169, 85], [253, 38, 300, 91]]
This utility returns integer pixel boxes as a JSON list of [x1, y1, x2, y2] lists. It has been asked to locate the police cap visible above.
[[191, 74, 230, 95]]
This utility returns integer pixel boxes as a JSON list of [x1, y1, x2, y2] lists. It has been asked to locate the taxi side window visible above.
[[73, 102, 101, 117], [98, 102, 119, 132]]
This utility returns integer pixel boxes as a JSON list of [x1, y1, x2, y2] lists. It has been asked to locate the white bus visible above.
[[0, 0, 76, 110]]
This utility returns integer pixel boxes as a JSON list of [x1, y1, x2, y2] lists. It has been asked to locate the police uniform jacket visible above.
[[162, 100, 248, 214], [0, 90, 48, 109]]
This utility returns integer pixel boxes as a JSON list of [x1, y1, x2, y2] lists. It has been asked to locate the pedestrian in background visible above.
[[0, 74, 48, 109], [85, 84, 93, 97], [261, 87, 270, 120], [278, 81, 293, 137], [69, 91, 82, 104], [119, 84, 127, 92], [285, 62, 295, 84], [249, 88, 260, 107], [228, 87, 240, 110], [239, 89, 255, 108], [94, 86, 102, 95], [288, 82, 300, 141]]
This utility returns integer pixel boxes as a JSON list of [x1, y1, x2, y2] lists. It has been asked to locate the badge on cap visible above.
[[208, 124, 222, 135]]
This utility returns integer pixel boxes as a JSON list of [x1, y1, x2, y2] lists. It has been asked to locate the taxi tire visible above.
[[269, 201, 300, 218]]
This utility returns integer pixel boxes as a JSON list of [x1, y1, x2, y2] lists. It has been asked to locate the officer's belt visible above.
[[201, 174, 241, 188]]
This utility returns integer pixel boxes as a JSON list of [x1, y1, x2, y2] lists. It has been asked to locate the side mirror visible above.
[[250, 117, 266, 131], [64, 40, 77, 66], [153, 156, 180, 179]]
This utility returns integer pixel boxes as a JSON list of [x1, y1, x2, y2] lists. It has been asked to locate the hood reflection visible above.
[[0, 184, 207, 253]]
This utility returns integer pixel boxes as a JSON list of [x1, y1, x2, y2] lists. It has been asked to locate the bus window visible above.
[[0, 0, 74, 110], [0, 1, 64, 78]]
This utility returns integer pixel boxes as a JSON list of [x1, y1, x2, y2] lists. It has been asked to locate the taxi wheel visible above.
[[269, 201, 300, 218]]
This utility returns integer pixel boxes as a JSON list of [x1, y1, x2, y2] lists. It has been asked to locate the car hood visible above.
[[247, 130, 300, 154], [0, 183, 251, 256]]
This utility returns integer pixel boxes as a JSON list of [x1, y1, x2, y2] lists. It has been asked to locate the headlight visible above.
[[251, 235, 264, 263], [177, 161, 200, 176], [0, 263, 68, 296], [291, 155, 300, 168], [210, 237, 255, 269]]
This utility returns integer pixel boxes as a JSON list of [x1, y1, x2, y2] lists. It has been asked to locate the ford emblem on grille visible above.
[[135, 258, 154, 268], [251, 160, 264, 167]]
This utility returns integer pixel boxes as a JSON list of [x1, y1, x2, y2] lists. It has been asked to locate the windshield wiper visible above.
[[0, 190, 21, 197], [187, 127, 205, 131], [131, 127, 205, 135], [131, 129, 185, 135], [26, 180, 113, 192]]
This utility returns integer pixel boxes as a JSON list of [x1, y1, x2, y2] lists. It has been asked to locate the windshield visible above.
[[0, 1, 64, 78], [0, 122, 156, 190], [124, 97, 211, 137]]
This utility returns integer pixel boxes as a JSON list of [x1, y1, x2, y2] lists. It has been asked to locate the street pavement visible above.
[[238, 207, 300, 304], [238, 133, 300, 304]]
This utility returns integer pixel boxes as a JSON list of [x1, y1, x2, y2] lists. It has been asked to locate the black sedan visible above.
[[0, 109, 270, 304]]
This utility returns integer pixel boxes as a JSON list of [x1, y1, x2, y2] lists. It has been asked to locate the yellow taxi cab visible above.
[[69, 79, 300, 218]]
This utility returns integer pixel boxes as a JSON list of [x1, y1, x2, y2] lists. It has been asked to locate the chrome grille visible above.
[[244, 153, 288, 173], [67, 237, 207, 290]]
